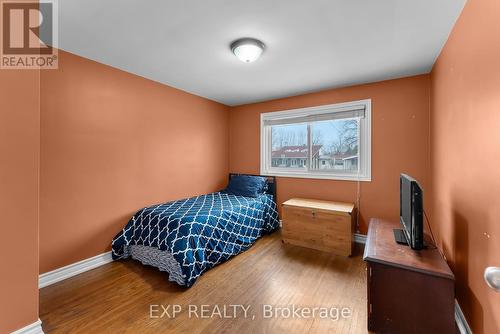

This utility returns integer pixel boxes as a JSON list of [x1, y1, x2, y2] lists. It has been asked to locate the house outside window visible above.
[[260, 99, 371, 181]]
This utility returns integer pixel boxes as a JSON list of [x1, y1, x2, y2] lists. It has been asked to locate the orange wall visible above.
[[40, 51, 229, 273], [0, 70, 40, 332], [229, 75, 430, 233], [430, 0, 500, 332], [35, 4, 500, 330]]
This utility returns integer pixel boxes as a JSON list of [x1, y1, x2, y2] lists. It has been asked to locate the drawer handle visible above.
[[311, 210, 316, 218]]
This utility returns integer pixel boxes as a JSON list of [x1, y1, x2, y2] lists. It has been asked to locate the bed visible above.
[[111, 174, 279, 287]]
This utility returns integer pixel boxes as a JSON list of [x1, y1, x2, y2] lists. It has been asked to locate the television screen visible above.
[[399, 174, 424, 250], [400, 175, 413, 241]]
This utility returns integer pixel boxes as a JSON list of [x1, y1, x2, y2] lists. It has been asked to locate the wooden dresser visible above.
[[363, 218, 455, 333], [281, 198, 354, 256]]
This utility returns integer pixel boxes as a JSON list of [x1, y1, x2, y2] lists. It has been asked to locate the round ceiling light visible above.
[[231, 38, 265, 63]]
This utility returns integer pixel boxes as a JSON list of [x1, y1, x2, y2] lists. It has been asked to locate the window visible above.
[[260, 99, 371, 181]]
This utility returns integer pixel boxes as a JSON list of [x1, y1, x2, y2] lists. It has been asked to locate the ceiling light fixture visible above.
[[231, 38, 265, 63]]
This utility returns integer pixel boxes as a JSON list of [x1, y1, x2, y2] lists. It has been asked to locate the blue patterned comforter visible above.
[[111, 192, 279, 287]]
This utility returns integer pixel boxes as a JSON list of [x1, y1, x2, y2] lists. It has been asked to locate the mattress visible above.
[[111, 191, 279, 286]]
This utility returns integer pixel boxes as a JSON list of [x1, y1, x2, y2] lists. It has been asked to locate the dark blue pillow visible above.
[[224, 175, 268, 198]]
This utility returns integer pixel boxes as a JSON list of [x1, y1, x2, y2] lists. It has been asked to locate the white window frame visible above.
[[260, 99, 371, 181]]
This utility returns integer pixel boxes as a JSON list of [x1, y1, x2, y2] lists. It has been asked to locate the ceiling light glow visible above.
[[231, 38, 265, 63]]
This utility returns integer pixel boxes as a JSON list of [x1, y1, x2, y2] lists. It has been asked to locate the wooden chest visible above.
[[281, 198, 355, 256]]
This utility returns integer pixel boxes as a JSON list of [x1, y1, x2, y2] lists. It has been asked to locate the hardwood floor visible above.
[[40, 232, 368, 333]]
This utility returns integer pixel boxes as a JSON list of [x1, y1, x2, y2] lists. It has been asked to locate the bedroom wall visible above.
[[0, 70, 40, 332], [40, 51, 229, 273], [430, 0, 500, 332], [229, 75, 430, 234]]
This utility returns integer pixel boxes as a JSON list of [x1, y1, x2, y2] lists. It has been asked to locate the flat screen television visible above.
[[394, 174, 424, 250]]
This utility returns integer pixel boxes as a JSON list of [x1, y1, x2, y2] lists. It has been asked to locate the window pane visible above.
[[271, 123, 308, 169], [310, 119, 359, 172]]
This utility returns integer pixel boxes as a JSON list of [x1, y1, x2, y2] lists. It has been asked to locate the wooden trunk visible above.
[[281, 198, 354, 256]]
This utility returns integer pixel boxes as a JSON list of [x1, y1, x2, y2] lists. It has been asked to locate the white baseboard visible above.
[[455, 299, 472, 334], [11, 319, 44, 334], [354, 233, 367, 244], [39, 251, 113, 288]]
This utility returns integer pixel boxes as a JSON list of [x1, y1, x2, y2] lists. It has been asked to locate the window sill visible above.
[[260, 170, 371, 182]]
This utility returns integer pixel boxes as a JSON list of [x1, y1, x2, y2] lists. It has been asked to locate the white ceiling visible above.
[[58, 0, 466, 106]]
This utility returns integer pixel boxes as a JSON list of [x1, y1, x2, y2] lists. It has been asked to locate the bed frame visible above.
[[228, 173, 277, 200]]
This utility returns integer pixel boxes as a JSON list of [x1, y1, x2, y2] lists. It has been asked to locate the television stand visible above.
[[393, 228, 430, 248], [393, 229, 408, 245], [364, 218, 455, 333]]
